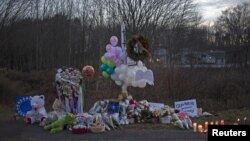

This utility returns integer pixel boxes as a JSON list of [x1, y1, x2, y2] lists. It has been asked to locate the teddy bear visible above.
[[44, 113, 75, 134], [25, 95, 47, 126], [46, 98, 66, 125]]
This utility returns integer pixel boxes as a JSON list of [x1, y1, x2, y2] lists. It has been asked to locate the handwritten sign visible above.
[[174, 99, 197, 117], [148, 102, 165, 112]]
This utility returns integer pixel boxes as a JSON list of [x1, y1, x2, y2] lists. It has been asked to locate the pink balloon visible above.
[[106, 44, 112, 51], [110, 36, 118, 47]]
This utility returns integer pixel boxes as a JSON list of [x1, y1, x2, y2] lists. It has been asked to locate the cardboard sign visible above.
[[148, 102, 165, 112], [174, 99, 197, 117]]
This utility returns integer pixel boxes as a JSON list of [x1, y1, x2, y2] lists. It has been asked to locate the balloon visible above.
[[106, 67, 114, 75], [106, 44, 113, 51], [107, 61, 115, 68], [120, 64, 128, 72], [110, 36, 118, 46], [115, 81, 122, 86], [82, 65, 95, 79], [104, 53, 112, 60], [101, 56, 106, 64], [118, 74, 125, 80], [100, 64, 108, 71], [111, 74, 118, 80], [102, 71, 109, 78], [138, 82, 147, 88]]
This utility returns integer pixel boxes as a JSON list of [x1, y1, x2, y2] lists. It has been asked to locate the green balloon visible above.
[[102, 71, 109, 78], [101, 56, 107, 64], [107, 61, 115, 68]]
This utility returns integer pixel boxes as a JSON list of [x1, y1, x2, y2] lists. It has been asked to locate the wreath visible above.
[[126, 35, 151, 62]]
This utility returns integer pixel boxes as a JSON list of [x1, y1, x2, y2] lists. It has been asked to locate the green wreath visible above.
[[126, 35, 151, 61]]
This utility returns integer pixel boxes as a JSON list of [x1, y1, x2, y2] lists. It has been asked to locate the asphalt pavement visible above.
[[0, 120, 206, 141]]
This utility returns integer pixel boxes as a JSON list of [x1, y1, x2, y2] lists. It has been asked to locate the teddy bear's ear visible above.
[[40, 95, 45, 100]]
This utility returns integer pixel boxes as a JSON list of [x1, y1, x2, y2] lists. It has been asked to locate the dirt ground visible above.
[[0, 120, 206, 141]]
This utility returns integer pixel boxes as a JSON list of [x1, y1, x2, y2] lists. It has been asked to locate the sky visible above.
[[195, 0, 250, 25]]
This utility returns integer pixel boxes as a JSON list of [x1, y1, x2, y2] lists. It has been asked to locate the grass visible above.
[[191, 108, 250, 125], [0, 105, 14, 120]]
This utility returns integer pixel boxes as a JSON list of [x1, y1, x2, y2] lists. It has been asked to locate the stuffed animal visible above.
[[89, 100, 108, 114], [119, 99, 129, 125], [177, 112, 192, 129], [46, 98, 66, 124], [172, 113, 184, 129], [44, 113, 75, 134], [25, 95, 47, 126]]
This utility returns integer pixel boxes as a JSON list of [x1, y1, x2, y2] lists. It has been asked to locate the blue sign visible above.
[[16, 96, 32, 117], [107, 101, 119, 114]]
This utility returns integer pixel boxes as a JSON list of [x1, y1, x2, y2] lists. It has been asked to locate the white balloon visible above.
[[115, 67, 120, 73], [137, 61, 143, 68], [120, 64, 128, 72], [115, 81, 122, 86], [111, 74, 118, 80], [138, 82, 147, 88], [119, 74, 125, 80]]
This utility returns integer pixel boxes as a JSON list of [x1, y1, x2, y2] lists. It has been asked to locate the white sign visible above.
[[174, 99, 197, 117], [148, 102, 165, 112]]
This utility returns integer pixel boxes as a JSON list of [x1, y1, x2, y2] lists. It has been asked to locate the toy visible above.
[[172, 113, 184, 129], [44, 113, 75, 134], [25, 95, 47, 126], [119, 99, 129, 125], [177, 112, 192, 129], [89, 100, 108, 114], [46, 98, 66, 124]]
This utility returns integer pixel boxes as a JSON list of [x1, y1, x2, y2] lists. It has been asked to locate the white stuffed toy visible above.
[[25, 95, 47, 126], [46, 98, 66, 125]]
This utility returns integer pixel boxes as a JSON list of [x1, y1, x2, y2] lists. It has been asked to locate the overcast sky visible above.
[[195, 0, 250, 24]]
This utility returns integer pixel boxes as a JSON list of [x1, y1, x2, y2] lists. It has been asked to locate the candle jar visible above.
[[210, 121, 214, 125], [198, 125, 203, 133], [220, 120, 224, 125], [204, 121, 208, 130], [193, 123, 197, 132], [215, 121, 219, 125]]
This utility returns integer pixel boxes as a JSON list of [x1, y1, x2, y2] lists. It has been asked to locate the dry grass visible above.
[[0, 67, 250, 112], [192, 108, 250, 125]]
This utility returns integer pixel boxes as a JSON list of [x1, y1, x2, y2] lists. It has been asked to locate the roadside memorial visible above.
[[19, 23, 194, 135]]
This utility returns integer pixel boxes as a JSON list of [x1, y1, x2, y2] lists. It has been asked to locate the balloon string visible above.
[[80, 80, 85, 113]]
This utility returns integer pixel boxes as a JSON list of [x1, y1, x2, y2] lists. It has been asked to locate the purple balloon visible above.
[[110, 36, 118, 47], [104, 52, 112, 59], [106, 44, 113, 51]]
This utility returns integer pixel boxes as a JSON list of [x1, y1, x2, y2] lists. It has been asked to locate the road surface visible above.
[[0, 120, 206, 141]]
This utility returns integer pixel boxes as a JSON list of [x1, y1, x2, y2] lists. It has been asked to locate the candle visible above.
[[204, 121, 208, 133], [204, 121, 208, 130], [210, 121, 214, 125], [193, 123, 197, 132], [198, 125, 203, 133], [220, 120, 224, 125], [215, 121, 219, 125], [244, 117, 247, 124], [237, 118, 240, 125]]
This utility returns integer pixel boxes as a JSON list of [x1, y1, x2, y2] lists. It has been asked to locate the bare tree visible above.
[[215, 3, 250, 67]]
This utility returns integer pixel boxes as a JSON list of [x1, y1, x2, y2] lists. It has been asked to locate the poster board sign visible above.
[[174, 99, 197, 117], [148, 102, 165, 112]]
